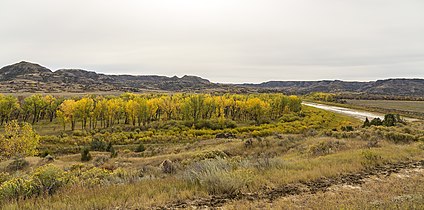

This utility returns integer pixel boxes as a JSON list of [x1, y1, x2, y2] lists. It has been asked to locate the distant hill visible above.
[[0, 61, 423, 97], [0, 61, 224, 93], [242, 79, 424, 97]]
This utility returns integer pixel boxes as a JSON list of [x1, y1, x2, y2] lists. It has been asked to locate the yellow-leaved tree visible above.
[[0, 120, 40, 158]]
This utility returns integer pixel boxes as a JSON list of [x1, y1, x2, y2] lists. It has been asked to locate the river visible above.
[[302, 102, 417, 122]]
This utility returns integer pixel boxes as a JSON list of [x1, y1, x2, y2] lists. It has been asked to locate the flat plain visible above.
[[346, 100, 424, 113]]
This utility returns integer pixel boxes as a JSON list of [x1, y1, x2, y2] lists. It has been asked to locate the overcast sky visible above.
[[1, 0, 423, 83]]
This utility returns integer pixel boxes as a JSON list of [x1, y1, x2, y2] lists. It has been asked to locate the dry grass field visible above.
[[346, 100, 424, 113]]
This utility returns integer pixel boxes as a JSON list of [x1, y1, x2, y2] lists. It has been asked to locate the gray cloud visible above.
[[0, 0, 423, 83]]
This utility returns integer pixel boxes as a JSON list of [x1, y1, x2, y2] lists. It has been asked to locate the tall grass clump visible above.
[[182, 158, 253, 195]]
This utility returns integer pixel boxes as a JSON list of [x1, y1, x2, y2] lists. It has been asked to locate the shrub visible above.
[[91, 139, 107, 151], [0, 177, 32, 201], [383, 114, 402, 127], [193, 150, 228, 161], [0, 165, 66, 201], [279, 113, 301, 123], [370, 118, 383, 126], [134, 142, 146, 153], [341, 125, 354, 132], [384, 132, 416, 143], [109, 146, 118, 158], [106, 142, 113, 152], [31, 164, 65, 196], [93, 156, 109, 167], [197, 119, 236, 130], [81, 148, 92, 162], [363, 117, 371, 127], [79, 167, 113, 187], [6, 158, 29, 172], [38, 150, 51, 158], [73, 130, 87, 137], [366, 137, 380, 148], [0, 172, 11, 185], [39, 135, 60, 144], [308, 140, 345, 156], [160, 159, 176, 174]]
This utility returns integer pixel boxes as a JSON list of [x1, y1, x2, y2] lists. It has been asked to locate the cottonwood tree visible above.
[[57, 99, 77, 130], [75, 97, 94, 130], [1, 93, 304, 130], [22, 94, 47, 124], [0, 94, 20, 125], [0, 120, 40, 158]]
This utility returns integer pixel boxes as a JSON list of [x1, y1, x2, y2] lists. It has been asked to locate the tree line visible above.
[[0, 93, 302, 130]]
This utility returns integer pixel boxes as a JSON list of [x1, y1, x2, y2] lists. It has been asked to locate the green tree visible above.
[[81, 148, 92, 162], [370, 118, 383, 126], [363, 117, 371, 127], [383, 114, 397, 127]]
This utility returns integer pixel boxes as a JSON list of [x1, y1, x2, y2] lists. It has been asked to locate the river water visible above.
[[303, 102, 386, 121], [303, 102, 419, 122]]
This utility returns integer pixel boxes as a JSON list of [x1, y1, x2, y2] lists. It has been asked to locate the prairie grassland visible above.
[[346, 100, 424, 113], [2, 129, 423, 209], [224, 168, 424, 210]]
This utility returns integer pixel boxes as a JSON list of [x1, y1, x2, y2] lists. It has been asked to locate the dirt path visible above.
[[156, 160, 424, 209], [302, 102, 419, 121]]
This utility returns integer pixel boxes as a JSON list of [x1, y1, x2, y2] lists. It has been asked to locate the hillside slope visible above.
[[0, 61, 423, 96], [0, 61, 221, 93], [242, 79, 424, 96]]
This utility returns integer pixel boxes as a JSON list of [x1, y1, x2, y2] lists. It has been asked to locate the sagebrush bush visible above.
[[0, 164, 66, 201], [134, 142, 146, 153], [6, 158, 29, 172], [308, 140, 346, 156], [0, 164, 142, 202], [93, 156, 109, 167], [72, 130, 88, 137], [384, 132, 417, 143], [79, 167, 113, 186], [109, 146, 118, 158], [0, 177, 32, 201], [192, 150, 228, 161], [91, 139, 107, 151], [31, 164, 66, 196]]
